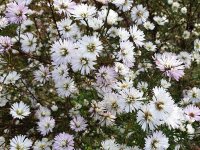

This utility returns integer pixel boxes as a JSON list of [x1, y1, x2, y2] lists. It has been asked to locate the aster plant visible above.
[[0, 0, 200, 149]]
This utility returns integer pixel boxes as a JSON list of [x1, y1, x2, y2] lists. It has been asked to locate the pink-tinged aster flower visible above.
[[5, 1, 29, 24], [53, 132, 74, 150], [0, 36, 12, 52], [153, 52, 185, 81], [184, 105, 200, 122], [70, 115, 88, 132]]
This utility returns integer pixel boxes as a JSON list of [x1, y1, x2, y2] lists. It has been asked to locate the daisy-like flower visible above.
[[114, 62, 130, 76], [34, 65, 51, 83], [0, 36, 12, 52], [117, 28, 130, 41], [53, 0, 76, 16], [55, 77, 77, 97], [150, 87, 175, 120], [144, 21, 155, 30], [102, 92, 125, 115], [160, 79, 171, 89], [89, 100, 105, 121], [35, 106, 51, 119], [116, 40, 135, 67], [110, 0, 126, 5], [0, 71, 20, 84], [5, 1, 29, 24], [113, 79, 132, 91], [52, 64, 69, 81], [101, 139, 120, 150], [178, 51, 192, 68], [98, 9, 118, 25], [71, 50, 96, 75], [57, 18, 79, 39], [187, 87, 200, 103], [10, 101, 30, 119], [129, 25, 145, 47], [100, 111, 116, 126], [0, 17, 8, 29], [77, 35, 103, 57], [165, 106, 184, 129], [153, 16, 168, 26], [96, 66, 118, 87], [115, 0, 133, 12], [131, 4, 149, 25], [37, 116, 55, 136], [70, 115, 88, 132], [120, 87, 144, 113], [107, 27, 118, 38], [194, 39, 200, 52], [71, 4, 96, 20], [53, 132, 74, 150], [144, 131, 169, 150], [144, 41, 157, 52], [51, 39, 75, 65], [153, 52, 185, 81], [137, 104, 158, 131], [33, 138, 52, 150], [21, 32, 37, 53], [10, 135, 32, 150], [184, 105, 200, 123], [88, 17, 104, 30]]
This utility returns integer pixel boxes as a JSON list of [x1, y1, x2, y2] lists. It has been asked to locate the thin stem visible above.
[[47, 0, 62, 39]]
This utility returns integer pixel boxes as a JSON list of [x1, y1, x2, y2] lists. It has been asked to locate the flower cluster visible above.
[[0, 0, 200, 149]]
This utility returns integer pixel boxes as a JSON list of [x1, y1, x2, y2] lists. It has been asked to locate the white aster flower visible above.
[[37, 116, 55, 136], [153, 16, 168, 25], [10, 101, 30, 119], [144, 41, 156, 52], [144, 21, 155, 30], [144, 131, 169, 150], [187, 87, 200, 103], [102, 92, 125, 115], [101, 139, 120, 150], [129, 25, 145, 47], [0, 71, 20, 84], [51, 39, 75, 65], [77, 35, 103, 57], [57, 18, 79, 39], [71, 50, 96, 75], [21, 32, 37, 53], [34, 65, 51, 83], [33, 138, 52, 150], [0, 17, 8, 29], [194, 39, 200, 51], [10, 135, 32, 150], [98, 9, 119, 25], [53, 0, 76, 16], [55, 77, 78, 97], [116, 40, 135, 67], [115, 0, 133, 12], [150, 87, 175, 120], [71, 4, 96, 20], [35, 106, 51, 119], [137, 104, 158, 131], [117, 28, 130, 41], [131, 4, 149, 25], [120, 87, 144, 113], [88, 17, 104, 30]]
